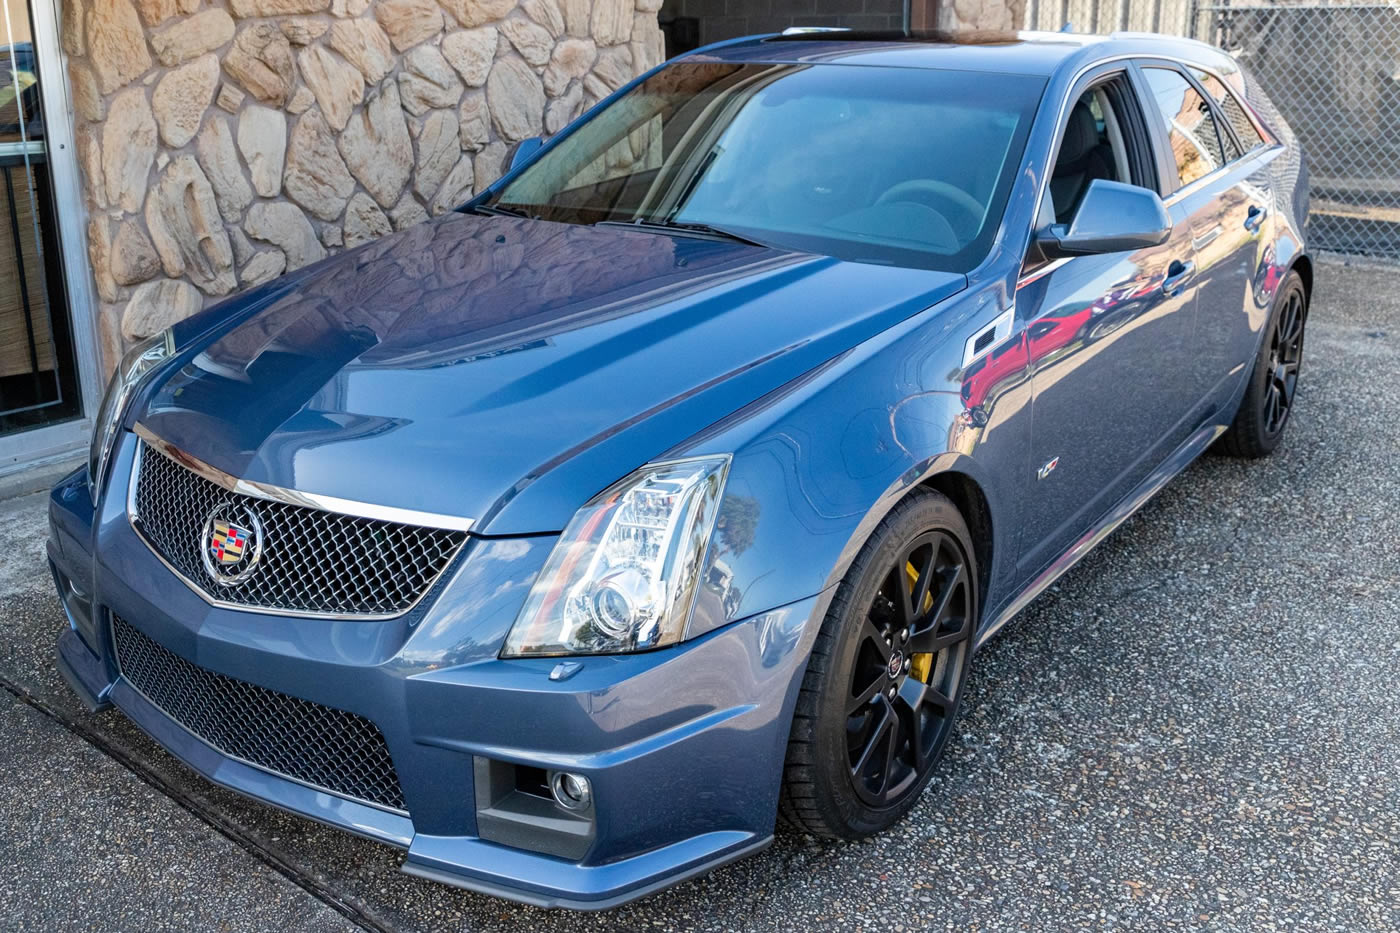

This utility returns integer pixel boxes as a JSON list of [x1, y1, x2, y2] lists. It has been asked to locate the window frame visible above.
[[1019, 52, 1285, 285], [488, 61, 1049, 274], [1134, 61, 1236, 195], [1022, 64, 1164, 275], [1133, 57, 1278, 201], [1186, 63, 1270, 157], [1035, 67, 1159, 230]]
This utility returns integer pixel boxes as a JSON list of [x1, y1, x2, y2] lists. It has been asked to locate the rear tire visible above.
[[779, 488, 977, 839], [1218, 270, 1308, 459]]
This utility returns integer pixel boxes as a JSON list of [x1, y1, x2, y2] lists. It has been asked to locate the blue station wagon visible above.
[[49, 29, 1311, 909]]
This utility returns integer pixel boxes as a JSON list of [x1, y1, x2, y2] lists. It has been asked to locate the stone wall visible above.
[[61, 0, 665, 364], [937, 0, 1022, 31]]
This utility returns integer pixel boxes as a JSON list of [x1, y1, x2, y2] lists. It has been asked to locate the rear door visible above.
[[1013, 67, 1203, 579], [1137, 62, 1280, 417]]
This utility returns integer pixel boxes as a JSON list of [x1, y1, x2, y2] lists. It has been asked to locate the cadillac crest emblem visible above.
[[200, 502, 264, 586]]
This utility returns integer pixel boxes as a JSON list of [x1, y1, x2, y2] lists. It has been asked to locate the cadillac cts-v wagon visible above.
[[50, 28, 1311, 908]]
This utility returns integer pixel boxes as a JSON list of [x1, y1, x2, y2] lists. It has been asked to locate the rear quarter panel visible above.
[[1232, 58, 1310, 266]]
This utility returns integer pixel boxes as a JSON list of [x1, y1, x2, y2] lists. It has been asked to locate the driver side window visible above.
[[1049, 87, 1126, 225]]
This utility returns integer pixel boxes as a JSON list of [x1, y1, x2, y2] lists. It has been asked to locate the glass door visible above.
[[0, 0, 84, 450]]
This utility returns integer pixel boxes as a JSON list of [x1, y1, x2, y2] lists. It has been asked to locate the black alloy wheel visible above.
[[780, 489, 977, 839], [846, 530, 970, 807], [1219, 269, 1309, 459], [1263, 285, 1305, 435]]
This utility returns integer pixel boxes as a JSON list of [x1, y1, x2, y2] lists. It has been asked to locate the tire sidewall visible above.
[[1244, 272, 1308, 453], [805, 491, 979, 837]]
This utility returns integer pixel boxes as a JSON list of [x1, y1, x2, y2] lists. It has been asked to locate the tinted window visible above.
[[1191, 67, 1266, 153], [490, 62, 1045, 273], [1142, 66, 1227, 187], [1049, 84, 1139, 224]]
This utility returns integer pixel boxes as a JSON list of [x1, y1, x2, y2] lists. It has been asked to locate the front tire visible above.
[[1218, 270, 1308, 458], [779, 489, 977, 839]]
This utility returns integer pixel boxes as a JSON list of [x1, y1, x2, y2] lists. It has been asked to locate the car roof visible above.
[[688, 29, 1237, 79]]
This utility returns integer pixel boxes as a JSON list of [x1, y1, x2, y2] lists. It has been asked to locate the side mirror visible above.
[[506, 136, 545, 172], [1036, 179, 1172, 258]]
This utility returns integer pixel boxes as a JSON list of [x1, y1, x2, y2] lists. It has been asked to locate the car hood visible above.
[[140, 213, 965, 534]]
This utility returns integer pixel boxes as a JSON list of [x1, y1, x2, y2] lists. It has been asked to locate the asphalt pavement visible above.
[[1, 255, 1396, 931]]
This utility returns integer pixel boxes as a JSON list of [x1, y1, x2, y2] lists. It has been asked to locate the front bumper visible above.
[[48, 440, 826, 909]]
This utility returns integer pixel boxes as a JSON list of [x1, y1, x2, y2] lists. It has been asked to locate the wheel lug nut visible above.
[[899, 628, 908, 642], [884, 636, 891, 646], [904, 657, 911, 671], [888, 686, 897, 699]]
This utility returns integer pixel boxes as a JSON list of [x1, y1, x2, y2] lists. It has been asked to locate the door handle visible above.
[[1162, 259, 1196, 295], [1244, 204, 1267, 233]]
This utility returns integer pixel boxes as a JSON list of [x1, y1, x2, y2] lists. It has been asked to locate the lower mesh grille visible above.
[[112, 616, 407, 812]]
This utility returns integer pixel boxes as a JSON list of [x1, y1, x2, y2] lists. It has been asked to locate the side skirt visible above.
[[973, 422, 1228, 650]]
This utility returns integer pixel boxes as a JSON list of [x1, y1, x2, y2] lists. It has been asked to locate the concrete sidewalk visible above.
[[2, 256, 1397, 932], [0, 690, 355, 932]]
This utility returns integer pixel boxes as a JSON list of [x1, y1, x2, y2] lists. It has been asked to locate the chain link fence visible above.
[[1024, 0, 1196, 34], [1025, 0, 1400, 258], [1195, 3, 1400, 256]]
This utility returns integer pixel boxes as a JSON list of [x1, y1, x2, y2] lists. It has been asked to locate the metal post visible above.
[[908, 0, 938, 30]]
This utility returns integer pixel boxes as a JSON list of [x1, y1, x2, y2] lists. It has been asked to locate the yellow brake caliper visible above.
[[906, 561, 934, 684]]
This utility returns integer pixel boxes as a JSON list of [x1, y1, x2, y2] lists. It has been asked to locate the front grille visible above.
[[132, 440, 466, 617], [112, 616, 407, 812]]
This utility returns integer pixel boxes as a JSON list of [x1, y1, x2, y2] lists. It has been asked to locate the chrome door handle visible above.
[[1162, 259, 1196, 295], [1244, 204, 1267, 233]]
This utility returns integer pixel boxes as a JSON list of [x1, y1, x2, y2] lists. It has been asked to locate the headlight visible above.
[[88, 330, 175, 504], [502, 456, 731, 657]]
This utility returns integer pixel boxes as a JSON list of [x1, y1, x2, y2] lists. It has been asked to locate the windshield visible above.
[[486, 61, 1044, 272]]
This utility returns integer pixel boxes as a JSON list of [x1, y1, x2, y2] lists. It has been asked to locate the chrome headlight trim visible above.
[[502, 455, 731, 657]]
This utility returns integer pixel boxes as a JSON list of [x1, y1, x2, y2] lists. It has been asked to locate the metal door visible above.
[[0, 0, 97, 471]]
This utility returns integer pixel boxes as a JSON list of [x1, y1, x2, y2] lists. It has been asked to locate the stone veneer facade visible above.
[[60, 0, 665, 364], [937, 0, 1023, 30]]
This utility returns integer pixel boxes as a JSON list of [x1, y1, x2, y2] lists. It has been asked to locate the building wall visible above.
[[655, 2, 1030, 55], [940, 0, 1021, 30], [659, 0, 905, 48], [59, 0, 665, 365]]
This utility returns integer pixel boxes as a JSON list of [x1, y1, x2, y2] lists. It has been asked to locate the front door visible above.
[[1014, 71, 1203, 579], [0, 0, 87, 464]]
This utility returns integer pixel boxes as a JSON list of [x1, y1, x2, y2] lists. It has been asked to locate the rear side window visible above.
[[1191, 67, 1266, 153], [1142, 66, 1228, 187]]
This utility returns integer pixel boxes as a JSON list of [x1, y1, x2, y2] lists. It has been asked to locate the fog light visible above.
[[549, 771, 592, 811]]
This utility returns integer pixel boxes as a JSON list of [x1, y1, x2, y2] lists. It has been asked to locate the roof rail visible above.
[[780, 26, 851, 36]]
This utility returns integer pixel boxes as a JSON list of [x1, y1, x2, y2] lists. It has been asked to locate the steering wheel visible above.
[[796, 171, 859, 208], [875, 180, 984, 238]]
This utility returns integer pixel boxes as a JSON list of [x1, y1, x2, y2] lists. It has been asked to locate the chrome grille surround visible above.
[[128, 427, 470, 618], [112, 616, 407, 813]]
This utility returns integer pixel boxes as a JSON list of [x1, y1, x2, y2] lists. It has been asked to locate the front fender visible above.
[[679, 285, 1035, 640]]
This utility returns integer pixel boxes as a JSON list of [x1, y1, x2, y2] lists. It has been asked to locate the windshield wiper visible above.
[[668, 146, 721, 218], [596, 218, 770, 248], [467, 203, 530, 218]]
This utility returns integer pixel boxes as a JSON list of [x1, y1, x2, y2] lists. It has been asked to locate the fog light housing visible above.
[[550, 771, 592, 812], [50, 561, 97, 653], [473, 757, 596, 860]]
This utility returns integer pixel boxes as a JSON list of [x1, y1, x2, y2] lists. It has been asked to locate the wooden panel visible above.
[[0, 161, 56, 380]]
